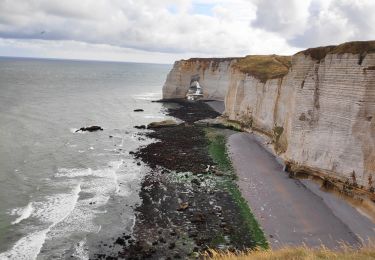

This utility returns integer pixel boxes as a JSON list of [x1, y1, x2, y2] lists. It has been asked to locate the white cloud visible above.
[[251, 0, 375, 48], [251, 0, 312, 37], [0, 0, 373, 62]]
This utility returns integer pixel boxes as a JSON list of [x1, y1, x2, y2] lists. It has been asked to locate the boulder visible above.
[[147, 120, 181, 129], [134, 109, 144, 112]]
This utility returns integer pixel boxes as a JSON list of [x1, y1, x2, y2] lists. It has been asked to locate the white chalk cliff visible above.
[[162, 41, 375, 189]]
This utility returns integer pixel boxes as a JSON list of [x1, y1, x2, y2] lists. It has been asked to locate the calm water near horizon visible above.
[[0, 57, 171, 259]]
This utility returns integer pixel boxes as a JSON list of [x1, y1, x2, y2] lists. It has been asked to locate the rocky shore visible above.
[[92, 100, 266, 259]]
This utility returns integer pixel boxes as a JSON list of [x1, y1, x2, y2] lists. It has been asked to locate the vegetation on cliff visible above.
[[233, 55, 292, 83], [298, 40, 375, 61], [205, 244, 375, 260]]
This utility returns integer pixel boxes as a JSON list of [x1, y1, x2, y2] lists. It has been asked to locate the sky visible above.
[[0, 0, 374, 64]]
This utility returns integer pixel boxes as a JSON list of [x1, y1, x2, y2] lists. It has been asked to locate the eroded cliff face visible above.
[[163, 58, 237, 100], [163, 41, 375, 189]]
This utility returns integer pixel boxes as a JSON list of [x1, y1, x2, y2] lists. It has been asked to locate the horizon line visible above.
[[0, 55, 173, 66]]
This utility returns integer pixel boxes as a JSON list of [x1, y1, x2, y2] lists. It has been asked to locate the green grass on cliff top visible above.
[[233, 55, 292, 83], [297, 40, 375, 60]]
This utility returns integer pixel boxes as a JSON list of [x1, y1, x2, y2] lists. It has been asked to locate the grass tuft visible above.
[[204, 244, 375, 260]]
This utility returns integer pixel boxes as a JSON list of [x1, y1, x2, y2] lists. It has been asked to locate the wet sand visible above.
[[228, 132, 375, 249]]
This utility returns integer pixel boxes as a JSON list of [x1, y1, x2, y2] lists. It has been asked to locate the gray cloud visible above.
[[290, 0, 375, 47], [251, 0, 375, 49], [251, 0, 311, 36], [0, 0, 296, 57], [0, 0, 373, 62]]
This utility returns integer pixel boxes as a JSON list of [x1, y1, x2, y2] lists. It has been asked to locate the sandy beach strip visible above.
[[228, 132, 375, 249]]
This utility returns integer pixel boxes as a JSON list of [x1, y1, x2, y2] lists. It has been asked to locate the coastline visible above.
[[92, 100, 267, 259], [91, 98, 375, 259]]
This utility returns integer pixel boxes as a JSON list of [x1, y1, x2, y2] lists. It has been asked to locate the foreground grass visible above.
[[205, 128, 268, 249], [205, 245, 375, 260]]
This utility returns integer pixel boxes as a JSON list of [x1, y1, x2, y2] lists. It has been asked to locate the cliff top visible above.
[[181, 57, 239, 71], [233, 55, 292, 83], [298, 40, 375, 61], [178, 41, 375, 82], [185, 57, 239, 63]]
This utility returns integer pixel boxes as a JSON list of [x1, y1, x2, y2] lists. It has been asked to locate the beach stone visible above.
[[147, 120, 181, 129], [115, 237, 126, 245], [177, 202, 189, 211], [134, 109, 144, 112], [168, 242, 175, 249], [191, 212, 205, 223], [191, 179, 200, 186]]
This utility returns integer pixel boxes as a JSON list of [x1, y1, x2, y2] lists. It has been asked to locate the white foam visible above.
[[132, 92, 161, 100], [55, 168, 92, 178], [0, 227, 48, 260], [143, 115, 165, 119], [72, 238, 89, 260], [110, 160, 123, 193], [70, 128, 85, 134], [0, 183, 81, 260], [11, 202, 34, 225], [2, 159, 144, 259], [56, 161, 124, 194]]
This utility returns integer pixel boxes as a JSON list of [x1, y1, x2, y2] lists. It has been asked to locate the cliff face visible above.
[[163, 58, 237, 100], [163, 41, 375, 188]]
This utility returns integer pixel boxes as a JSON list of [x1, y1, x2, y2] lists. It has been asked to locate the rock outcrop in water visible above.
[[162, 41, 375, 190], [76, 126, 103, 132]]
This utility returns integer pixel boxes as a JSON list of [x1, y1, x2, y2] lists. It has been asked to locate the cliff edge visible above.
[[162, 41, 375, 191]]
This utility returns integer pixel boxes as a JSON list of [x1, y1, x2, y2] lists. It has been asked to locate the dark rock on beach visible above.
[[133, 109, 144, 112], [147, 119, 181, 129]]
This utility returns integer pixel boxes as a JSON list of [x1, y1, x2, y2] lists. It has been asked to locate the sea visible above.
[[0, 57, 172, 259]]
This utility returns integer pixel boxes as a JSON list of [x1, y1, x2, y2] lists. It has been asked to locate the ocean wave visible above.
[[0, 183, 81, 260], [11, 202, 34, 225], [2, 160, 144, 259]]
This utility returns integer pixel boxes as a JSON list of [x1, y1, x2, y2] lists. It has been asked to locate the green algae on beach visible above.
[[205, 128, 269, 249]]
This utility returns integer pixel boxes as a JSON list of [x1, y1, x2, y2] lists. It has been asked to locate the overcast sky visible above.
[[0, 0, 374, 63]]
